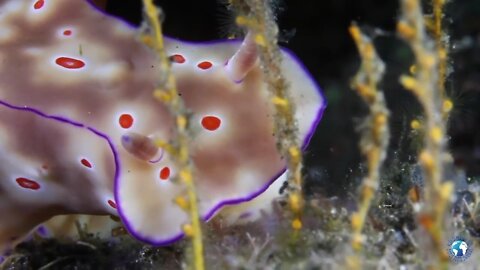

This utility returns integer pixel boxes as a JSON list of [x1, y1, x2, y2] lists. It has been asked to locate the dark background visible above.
[[99, 0, 480, 197]]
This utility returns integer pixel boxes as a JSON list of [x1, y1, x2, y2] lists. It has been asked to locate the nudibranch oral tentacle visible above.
[[224, 31, 259, 83], [0, 0, 326, 250], [121, 132, 160, 161]]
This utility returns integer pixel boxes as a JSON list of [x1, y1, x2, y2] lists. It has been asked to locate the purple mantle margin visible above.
[[0, 48, 326, 246]]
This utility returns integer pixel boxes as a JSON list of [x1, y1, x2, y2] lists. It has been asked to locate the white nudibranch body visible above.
[[0, 0, 325, 252]]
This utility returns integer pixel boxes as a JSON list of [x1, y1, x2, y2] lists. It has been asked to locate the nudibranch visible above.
[[0, 0, 325, 252]]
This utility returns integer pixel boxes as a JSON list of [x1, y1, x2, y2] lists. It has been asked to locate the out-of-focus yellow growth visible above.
[[154, 139, 175, 156], [430, 126, 443, 144], [235, 15, 257, 29], [271, 96, 289, 107], [183, 224, 194, 237], [411, 119, 421, 129], [154, 89, 173, 102], [397, 21, 416, 39], [254, 34, 267, 47], [235, 15, 248, 26], [229, 0, 305, 236], [410, 64, 417, 74], [288, 146, 301, 165], [439, 47, 447, 59], [443, 99, 453, 113], [141, 1, 205, 270], [291, 218, 302, 230], [419, 53, 436, 69], [419, 150, 434, 170], [289, 193, 302, 213], [374, 113, 387, 126], [176, 115, 187, 129], [346, 255, 362, 269], [348, 24, 390, 269], [175, 196, 189, 210], [398, 0, 453, 267], [439, 181, 454, 200], [408, 185, 421, 203], [400, 75, 418, 91], [140, 34, 154, 48], [355, 84, 375, 102], [350, 212, 362, 231], [350, 233, 365, 252]]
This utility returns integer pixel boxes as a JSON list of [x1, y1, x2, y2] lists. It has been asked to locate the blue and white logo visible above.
[[448, 236, 473, 263]]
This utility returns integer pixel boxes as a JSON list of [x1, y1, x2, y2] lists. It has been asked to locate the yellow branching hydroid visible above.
[[229, 0, 305, 234], [398, 0, 453, 266], [141, 1, 204, 269], [347, 24, 390, 269]]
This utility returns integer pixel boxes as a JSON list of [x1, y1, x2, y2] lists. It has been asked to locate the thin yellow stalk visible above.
[[141, 1, 204, 269], [397, 0, 454, 266], [346, 24, 390, 269], [230, 0, 304, 232]]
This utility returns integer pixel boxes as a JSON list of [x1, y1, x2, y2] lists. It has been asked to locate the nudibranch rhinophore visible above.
[[0, 0, 325, 251]]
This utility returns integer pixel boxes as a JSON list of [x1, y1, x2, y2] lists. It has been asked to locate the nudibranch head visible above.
[[0, 0, 325, 249], [115, 36, 325, 244]]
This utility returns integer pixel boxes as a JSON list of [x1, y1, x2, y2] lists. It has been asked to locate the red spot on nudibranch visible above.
[[81, 158, 92, 168], [159, 167, 170, 180], [16, 177, 40, 190], [33, 0, 44, 9], [108, 200, 117, 209], [197, 61, 213, 70], [170, 54, 185, 63], [55, 57, 85, 69], [63, 30, 72, 36], [119, 114, 134, 129], [201, 116, 221, 131]]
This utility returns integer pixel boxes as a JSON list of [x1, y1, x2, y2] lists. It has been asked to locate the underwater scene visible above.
[[0, 0, 479, 269]]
